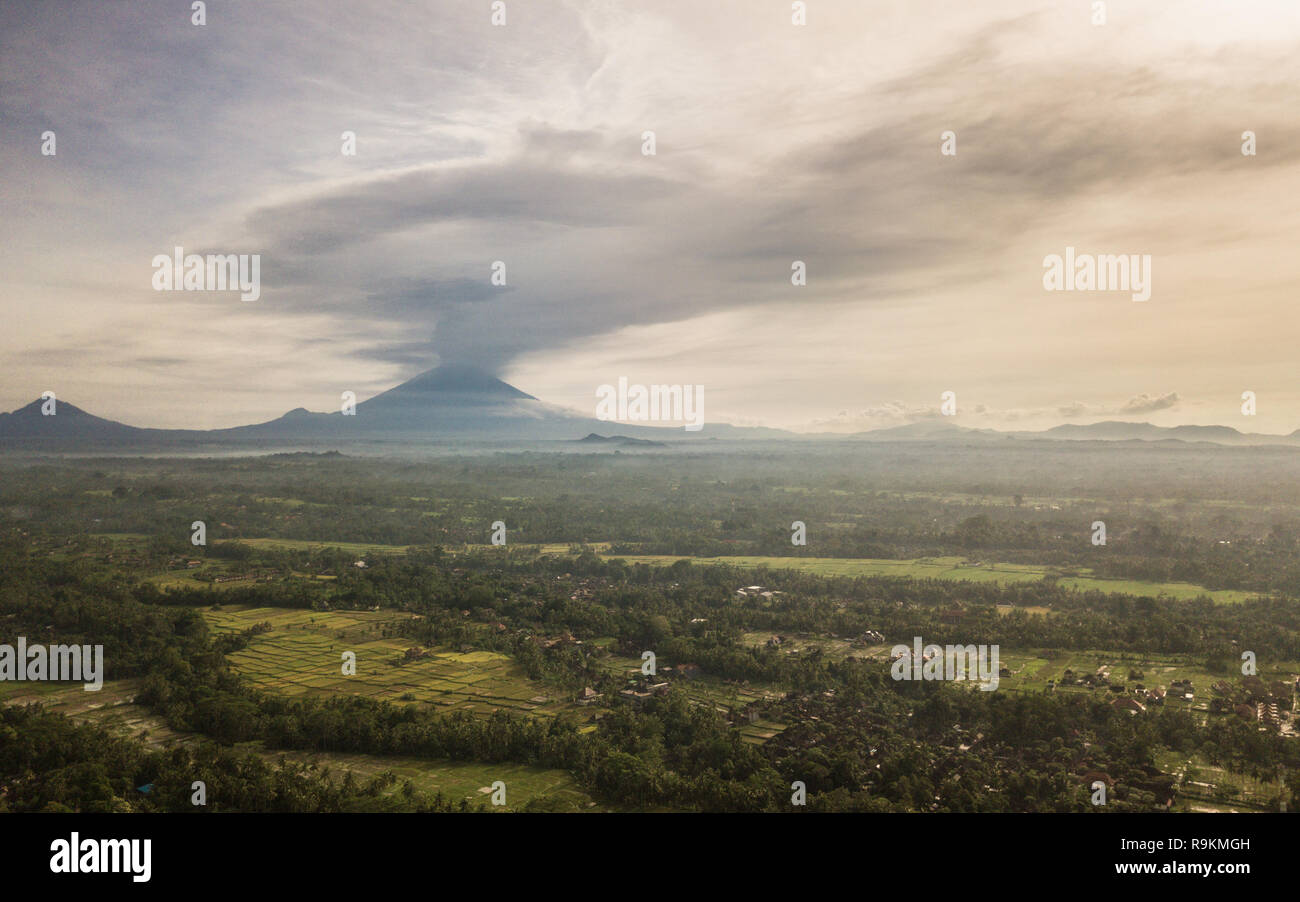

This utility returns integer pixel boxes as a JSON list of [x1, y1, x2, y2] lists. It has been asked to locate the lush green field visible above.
[[198, 605, 577, 718], [993, 648, 1299, 703], [1154, 748, 1289, 812], [90, 533, 412, 556], [576, 553, 1253, 604], [93, 532, 1253, 603], [223, 537, 412, 555]]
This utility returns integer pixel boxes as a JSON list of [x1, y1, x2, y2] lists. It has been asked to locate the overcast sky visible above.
[[3, 0, 1300, 432]]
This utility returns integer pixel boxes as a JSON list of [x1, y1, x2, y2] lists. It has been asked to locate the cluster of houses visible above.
[[735, 585, 783, 600], [538, 631, 581, 650], [1057, 665, 1116, 689], [566, 579, 599, 601], [617, 679, 671, 706], [1207, 676, 1294, 731], [1053, 666, 1193, 711], [576, 663, 704, 709], [1054, 665, 1300, 735], [1076, 766, 1176, 808]]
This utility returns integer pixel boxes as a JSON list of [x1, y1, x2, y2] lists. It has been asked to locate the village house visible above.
[[619, 688, 653, 707], [1111, 697, 1146, 715]]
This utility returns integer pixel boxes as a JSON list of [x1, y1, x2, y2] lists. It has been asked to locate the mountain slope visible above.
[[0, 398, 145, 440], [0, 365, 738, 446]]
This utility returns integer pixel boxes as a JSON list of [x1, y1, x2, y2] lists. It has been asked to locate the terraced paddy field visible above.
[[197, 605, 580, 718], [204, 605, 792, 746], [0, 679, 600, 810], [0, 679, 193, 748]]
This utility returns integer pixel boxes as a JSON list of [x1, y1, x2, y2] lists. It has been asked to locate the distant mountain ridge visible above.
[[1037, 421, 1247, 442], [3, 367, 1299, 449], [0, 365, 774, 447]]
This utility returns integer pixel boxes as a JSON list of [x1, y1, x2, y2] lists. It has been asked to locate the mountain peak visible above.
[[0, 397, 140, 439], [378, 364, 537, 401]]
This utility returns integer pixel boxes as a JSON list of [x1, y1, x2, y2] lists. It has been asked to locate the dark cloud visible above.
[[233, 26, 1300, 376], [244, 162, 687, 256]]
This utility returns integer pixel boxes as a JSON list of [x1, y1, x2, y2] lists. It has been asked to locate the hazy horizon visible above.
[[7, 360, 1300, 439]]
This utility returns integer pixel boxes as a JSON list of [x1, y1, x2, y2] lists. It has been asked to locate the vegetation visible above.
[[2, 445, 1299, 812]]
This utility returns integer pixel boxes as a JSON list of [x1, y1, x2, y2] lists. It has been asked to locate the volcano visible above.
[[0, 365, 723, 447]]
